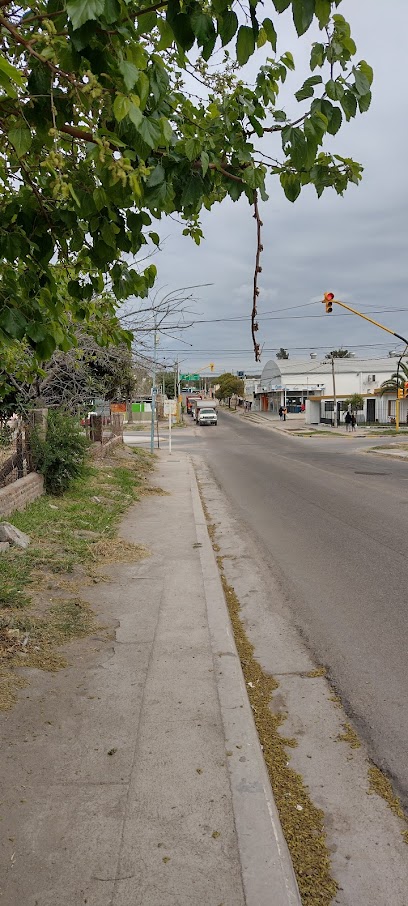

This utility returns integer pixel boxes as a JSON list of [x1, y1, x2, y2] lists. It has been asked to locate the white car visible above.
[[197, 407, 217, 426]]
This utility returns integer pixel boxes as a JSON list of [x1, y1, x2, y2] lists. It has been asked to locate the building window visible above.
[[324, 401, 334, 412]]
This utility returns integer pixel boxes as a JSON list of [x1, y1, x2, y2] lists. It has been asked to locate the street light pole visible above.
[[322, 294, 408, 433]]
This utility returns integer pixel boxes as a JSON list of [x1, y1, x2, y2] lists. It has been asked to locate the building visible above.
[[255, 356, 401, 424]]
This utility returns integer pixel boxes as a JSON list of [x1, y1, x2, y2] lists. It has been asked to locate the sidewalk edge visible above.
[[189, 460, 301, 906]]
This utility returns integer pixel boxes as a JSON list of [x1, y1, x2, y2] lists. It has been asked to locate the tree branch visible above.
[[251, 190, 262, 362], [0, 15, 78, 85]]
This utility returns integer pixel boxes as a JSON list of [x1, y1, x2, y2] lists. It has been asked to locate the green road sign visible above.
[[180, 373, 200, 381]]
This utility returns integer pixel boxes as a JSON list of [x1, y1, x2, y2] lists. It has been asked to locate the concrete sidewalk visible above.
[[0, 452, 300, 906]]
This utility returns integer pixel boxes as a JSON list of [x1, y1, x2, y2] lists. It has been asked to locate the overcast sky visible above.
[[137, 1, 408, 376]]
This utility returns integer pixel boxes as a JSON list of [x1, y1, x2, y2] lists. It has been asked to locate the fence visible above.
[[0, 420, 33, 489], [87, 413, 124, 446]]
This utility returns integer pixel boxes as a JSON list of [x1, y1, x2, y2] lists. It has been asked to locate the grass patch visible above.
[[198, 483, 338, 903], [218, 571, 338, 905], [0, 446, 153, 709], [337, 722, 361, 749]]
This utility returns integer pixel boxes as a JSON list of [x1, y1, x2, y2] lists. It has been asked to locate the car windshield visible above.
[[199, 409, 216, 415]]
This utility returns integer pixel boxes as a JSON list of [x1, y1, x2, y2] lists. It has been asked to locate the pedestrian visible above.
[[283, 407, 287, 422], [351, 413, 356, 432], [279, 406, 283, 420], [344, 410, 352, 432]]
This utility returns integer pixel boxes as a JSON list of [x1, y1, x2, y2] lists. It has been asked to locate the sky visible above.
[[133, 1, 408, 377]]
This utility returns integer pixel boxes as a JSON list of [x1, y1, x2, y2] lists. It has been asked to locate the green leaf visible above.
[[181, 174, 204, 209], [292, 0, 315, 36], [310, 42, 324, 71], [327, 105, 342, 135], [219, 10, 238, 46], [295, 74, 322, 102], [138, 117, 162, 150], [128, 102, 143, 128], [280, 172, 301, 202], [146, 164, 165, 187], [315, 0, 331, 28], [66, 0, 105, 31], [157, 18, 174, 50], [257, 26, 267, 49], [353, 68, 370, 97], [0, 307, 27, 340], [137, 11, 157, 34], [272, 0, 290, 11], [200, 151, 209, 177], [358, 90, 371, 113], [0, 54, 24, 88], [185, 137, 201, 161], [262, 18, 277, 52], [359, 60, 374, 86], [103, 0, 120, 25], [8, 122, 32, 157], [236, 26, 255, 66], [119, 60, 139, 91], [191, 10, 215, 46], [113, 94, 131, 122], [160, 117, 173, 145], [137, 71, 150, 109], [149, 232, 160, 246], [340, 91, 357, 121], [325, 79, 344, 101], [168, 12, 195, 51]]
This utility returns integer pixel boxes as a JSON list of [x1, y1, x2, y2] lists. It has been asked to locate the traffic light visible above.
[[398, 388, 404, 399], [323, 292, 335, 313], [404, 381, 408, 398], [210, 362, 214, 372]]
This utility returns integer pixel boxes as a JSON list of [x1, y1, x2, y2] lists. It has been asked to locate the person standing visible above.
[[344, 410, 352, 432], [283, 407, 287, 422], [351, 413, 357, 431], [279, 406, 283, 420]]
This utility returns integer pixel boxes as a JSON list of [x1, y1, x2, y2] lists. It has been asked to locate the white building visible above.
[[255, 356, 402, 425]]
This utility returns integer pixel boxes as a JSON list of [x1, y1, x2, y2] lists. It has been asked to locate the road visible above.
[[126, 414, 408, 809]]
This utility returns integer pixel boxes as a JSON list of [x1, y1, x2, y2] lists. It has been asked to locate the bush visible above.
[[31, 410, 88, 495]]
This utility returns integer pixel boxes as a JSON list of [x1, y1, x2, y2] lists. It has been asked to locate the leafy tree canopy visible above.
[[215, 371, 244, 399], [325, 348, 352, 358], [342, 393, 363, 411], [380, 360, 408, 395], [0, 0, 372, 362]]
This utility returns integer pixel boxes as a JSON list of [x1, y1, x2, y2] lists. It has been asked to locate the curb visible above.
[[189, 460, 301, 906]]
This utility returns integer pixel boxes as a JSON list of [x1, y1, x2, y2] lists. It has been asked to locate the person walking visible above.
[[344, 410, 352, 432], [351, 413, 357, 432], [283, 407, 287, 422], [279, 406, 283, 420]]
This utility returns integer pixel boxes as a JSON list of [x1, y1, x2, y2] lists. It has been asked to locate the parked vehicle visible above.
[[186, 394, 202, 415], [197, 407, 217, 426]]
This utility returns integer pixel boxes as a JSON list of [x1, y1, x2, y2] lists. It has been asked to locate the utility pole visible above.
[[331, 356, 338, 428], [150, 317, 158, 454]]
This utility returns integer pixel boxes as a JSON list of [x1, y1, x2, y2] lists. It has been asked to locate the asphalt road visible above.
[[188, 412, 408, 809]]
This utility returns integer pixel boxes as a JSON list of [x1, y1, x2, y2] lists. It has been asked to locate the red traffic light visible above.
[[323, 291, 335, 313], [404, 381, 408, 399]]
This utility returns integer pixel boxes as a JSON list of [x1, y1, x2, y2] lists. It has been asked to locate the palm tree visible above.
[[380, 360, 408, 394]]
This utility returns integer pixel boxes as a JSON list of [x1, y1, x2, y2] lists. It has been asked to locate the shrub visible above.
[[31, 410, 88, 495]]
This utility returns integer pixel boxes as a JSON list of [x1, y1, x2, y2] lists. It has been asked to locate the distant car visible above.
[[197, 407, 217, 426]]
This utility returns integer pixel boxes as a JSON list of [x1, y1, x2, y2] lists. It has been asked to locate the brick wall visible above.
[[0, 473, 44, 517]]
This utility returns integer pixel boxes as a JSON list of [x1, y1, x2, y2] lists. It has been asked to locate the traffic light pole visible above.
[[322, 295, 408, 433]]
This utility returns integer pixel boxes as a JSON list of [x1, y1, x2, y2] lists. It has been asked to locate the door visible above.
[[366, 398, 375, 424]]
